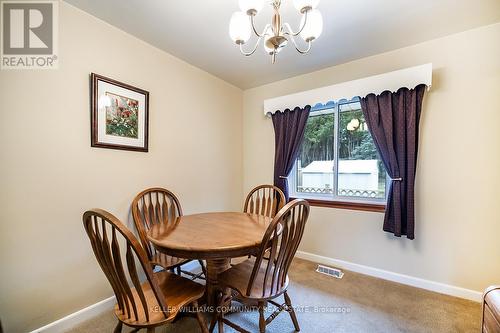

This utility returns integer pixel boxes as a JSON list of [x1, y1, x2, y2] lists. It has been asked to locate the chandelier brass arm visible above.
[[282, 10, 309, 37], [239, 23, 271, 56], [239, 36, 263, 56], [250, 16, 269, 37], [288, 35, 312, 54]]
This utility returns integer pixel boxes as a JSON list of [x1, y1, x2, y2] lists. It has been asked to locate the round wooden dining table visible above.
[[147, 212, 272, 305]]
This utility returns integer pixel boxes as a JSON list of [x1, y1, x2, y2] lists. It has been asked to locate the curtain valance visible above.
[[264, 63, 432, 115]]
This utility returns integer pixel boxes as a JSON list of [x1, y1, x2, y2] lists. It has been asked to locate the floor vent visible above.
[[316, 264, 344, 279]]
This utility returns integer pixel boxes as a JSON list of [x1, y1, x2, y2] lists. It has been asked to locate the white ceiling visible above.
[[64, 0, 500, 89]]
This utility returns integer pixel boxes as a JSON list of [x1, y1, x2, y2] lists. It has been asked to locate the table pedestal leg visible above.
[[205, 258, 230, 306]]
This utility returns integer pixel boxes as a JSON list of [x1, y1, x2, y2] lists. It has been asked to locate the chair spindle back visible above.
[[246, 199, 310, 298], [244, 185, 286, 219], [83, 209, 168, 322], [132, 188, 183, 260]]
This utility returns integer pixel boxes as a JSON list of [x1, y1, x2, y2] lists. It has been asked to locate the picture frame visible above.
[[90, 73, 149, 152]]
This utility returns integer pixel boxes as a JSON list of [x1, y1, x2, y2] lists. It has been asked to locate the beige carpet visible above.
[[69, 258, 480, 333]]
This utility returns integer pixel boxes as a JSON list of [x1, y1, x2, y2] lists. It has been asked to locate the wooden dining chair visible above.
[[132, 188, 206, 280], [211, 199, 310, 333], [231, 184, 287, 265], [83, 209, 208, 333], [243, 185, 286, 219]]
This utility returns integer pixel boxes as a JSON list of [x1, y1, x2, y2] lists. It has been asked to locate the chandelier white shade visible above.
[[229, 0, 323, 63], [229, 12, 252, 43], [300, 9, 323, 41]]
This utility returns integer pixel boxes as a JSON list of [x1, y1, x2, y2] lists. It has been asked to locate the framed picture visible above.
[[90, 73, 149, 152]]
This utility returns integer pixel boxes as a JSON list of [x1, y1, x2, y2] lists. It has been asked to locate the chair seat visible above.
[[151, 252, 190, 269], [218, 257, 289, 300], [115, 270, 205, 327]]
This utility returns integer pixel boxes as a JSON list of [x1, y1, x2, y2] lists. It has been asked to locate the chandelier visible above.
[[229, 0, 323, 64]]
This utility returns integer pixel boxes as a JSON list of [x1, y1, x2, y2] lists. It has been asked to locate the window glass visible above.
[[297, 111, 335, 195], [338, 101, 386, 199], [292, 100, 387, 202]]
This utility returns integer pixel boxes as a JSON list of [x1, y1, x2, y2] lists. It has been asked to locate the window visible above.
[[289, 98, 387, 209]]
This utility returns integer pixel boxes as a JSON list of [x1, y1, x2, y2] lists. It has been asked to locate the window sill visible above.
[[290, 197, 386, 213]]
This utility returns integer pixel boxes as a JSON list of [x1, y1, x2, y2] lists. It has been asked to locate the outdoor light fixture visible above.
[[347, 118, 369, 132], [229, 0, 323, 63]]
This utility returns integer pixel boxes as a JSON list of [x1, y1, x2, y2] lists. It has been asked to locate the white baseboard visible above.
[[29, 296, 116, 333], [29, 255, 481, 332], [30, 262, 204, 332], [296, 250, 482, 302]]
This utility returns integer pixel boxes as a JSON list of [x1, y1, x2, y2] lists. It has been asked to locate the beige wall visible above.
[[0, 3, 242, 332], [243, 23, 500, 294], [1, 2, 499, 331]]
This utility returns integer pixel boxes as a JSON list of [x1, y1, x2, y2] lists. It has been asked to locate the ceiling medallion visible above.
[[229, 0, 323, 64]]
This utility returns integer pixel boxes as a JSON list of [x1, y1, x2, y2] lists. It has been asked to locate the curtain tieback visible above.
[[391, 177, 403, 181], [279, 176, 288, 179]]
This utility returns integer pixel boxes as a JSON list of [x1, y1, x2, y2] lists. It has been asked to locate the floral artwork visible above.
[[105, 92, 139, 138], [91, 73, 149, 152]]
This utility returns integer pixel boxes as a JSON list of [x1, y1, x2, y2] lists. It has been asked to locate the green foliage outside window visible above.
[[300, 113, 334, 166], [299, 104, 386, 190], [300, 109, 379, 166]]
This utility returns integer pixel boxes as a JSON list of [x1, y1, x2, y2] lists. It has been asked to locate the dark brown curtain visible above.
[[272, 106, 311, 201], [360, 84, 426, 239]]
